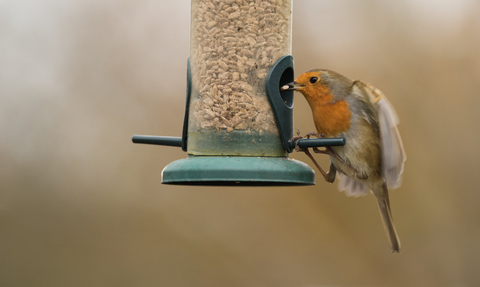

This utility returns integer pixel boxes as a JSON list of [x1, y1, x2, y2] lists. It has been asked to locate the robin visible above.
[[282, 69, 406, 253]]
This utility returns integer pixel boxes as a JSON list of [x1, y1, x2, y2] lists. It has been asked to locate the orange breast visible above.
[[310, 99, 352, 137]]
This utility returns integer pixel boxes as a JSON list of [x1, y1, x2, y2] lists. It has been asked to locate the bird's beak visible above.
[[280, 81, 305, 91]]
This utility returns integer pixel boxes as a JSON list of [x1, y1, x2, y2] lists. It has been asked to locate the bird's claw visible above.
[[290, 135, 305, 152], [293, 128, 324, 141], [304, 132, 326, 139], [295, 127, 302, 137], [292, 129, 326, 152], [304, 132, 319, 139], [312, 147, 365, 179]]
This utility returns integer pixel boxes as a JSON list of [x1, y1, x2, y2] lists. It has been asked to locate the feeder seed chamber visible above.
[[133, 0, 344, 185]]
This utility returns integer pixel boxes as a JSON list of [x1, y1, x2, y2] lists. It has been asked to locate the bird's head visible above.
[[281, 69, 353, 104]]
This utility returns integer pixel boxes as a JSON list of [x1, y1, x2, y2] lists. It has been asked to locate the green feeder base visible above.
[[162, 155, 315, 186]]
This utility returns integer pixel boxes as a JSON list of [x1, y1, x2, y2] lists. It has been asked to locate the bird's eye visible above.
[[309, 77, 319, 84]]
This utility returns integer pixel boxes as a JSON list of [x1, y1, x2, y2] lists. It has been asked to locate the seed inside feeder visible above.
[[188, 0, 292, 156]]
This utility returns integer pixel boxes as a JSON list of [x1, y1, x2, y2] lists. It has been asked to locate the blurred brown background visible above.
[[2, 1, 480, 286]]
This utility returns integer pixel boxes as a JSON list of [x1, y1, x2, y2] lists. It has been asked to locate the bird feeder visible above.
[[133, 0, 344, 185]]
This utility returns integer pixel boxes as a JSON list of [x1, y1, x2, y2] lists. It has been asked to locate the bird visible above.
[[281, 69, 406, 253]]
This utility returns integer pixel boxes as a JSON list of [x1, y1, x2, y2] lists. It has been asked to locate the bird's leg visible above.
[[312, 147, 343, 162], [300, 131, 359, 180], [312, 147, 368, 180], [290, 128, 337, 182], [300, 147, 328, 179], [303, 149, 337, 183], [291, 138, 336, 183], [324, 161, 336, 183]]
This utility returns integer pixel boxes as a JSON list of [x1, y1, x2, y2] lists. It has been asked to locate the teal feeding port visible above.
[[132, 1, 345, 186]]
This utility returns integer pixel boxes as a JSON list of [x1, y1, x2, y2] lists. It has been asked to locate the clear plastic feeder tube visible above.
[[188, 0, 292, 156]]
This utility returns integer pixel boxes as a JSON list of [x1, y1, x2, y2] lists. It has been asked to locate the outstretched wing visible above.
[[357, 81, 406, 190], [336, 81, 405, 196], [377, 96, 406, 189]]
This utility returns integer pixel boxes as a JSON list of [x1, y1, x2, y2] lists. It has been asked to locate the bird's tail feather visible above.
[[376, 194, 401, 253]]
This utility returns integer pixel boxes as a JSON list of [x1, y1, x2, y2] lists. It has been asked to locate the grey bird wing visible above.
[[377, 96, 406, 189], [336, 81, 406, 196], [355, 81, 406, 190]]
